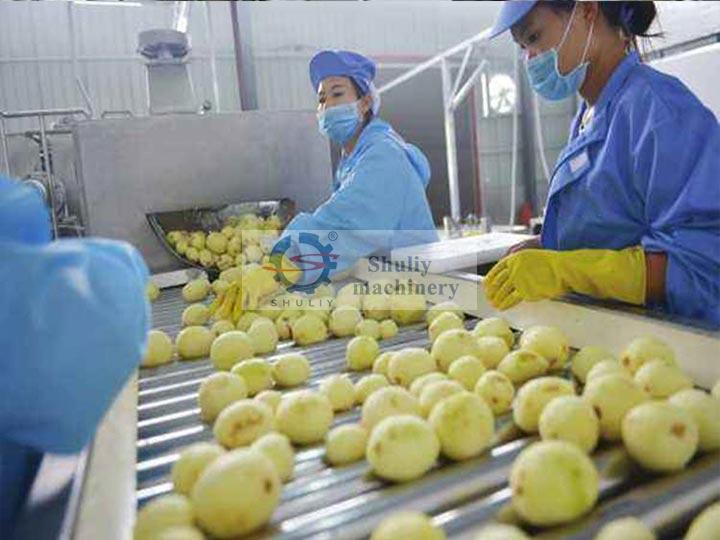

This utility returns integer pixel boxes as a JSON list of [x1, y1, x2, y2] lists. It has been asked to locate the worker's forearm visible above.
[[645, 251, 667, 304]]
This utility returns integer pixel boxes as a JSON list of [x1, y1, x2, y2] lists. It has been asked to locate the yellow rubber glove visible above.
[[484, 247, 647, 311]]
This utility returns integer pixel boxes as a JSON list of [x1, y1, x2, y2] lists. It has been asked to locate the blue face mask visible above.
[[526, 4, 595, 101], [317, 101, 362, 145]]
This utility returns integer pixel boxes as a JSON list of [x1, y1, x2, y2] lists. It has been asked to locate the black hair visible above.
[[548, 1, 660, 39]]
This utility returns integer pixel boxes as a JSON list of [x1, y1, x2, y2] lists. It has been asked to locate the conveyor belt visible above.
[[137, 287, 720, 539]]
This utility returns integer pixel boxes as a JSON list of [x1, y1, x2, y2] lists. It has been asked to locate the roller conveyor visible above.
[[135, 286, 720, 540]]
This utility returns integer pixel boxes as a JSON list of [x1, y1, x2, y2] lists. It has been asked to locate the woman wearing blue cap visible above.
[[280, 49, 438, 277], [0, 176, 149, 535], [484, 1, 720, 327]]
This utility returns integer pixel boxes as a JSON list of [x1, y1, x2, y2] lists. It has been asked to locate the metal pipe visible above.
[[441, 59, 461, 221], [532, 91, 552, 182], [204, 2, 221, 111], [1, 108, 89, 119], [38, 116, 59, 239], [0, 117, 10, 176], [229, 1, 245, 111], [509, 51, 520, 225], [450, 45, 473, 99], [450, 60, 486, 111]]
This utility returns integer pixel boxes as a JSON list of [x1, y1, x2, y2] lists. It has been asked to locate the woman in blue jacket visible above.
[[485, 1, 720, 327], [0, 177, 149, 535], [276, 50, 438, 285]]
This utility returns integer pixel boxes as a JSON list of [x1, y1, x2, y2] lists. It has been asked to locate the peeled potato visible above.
[[361, 386, 421, 431], [354, 374, 390, 404], [370, 511, 446, 540], [251, 432, 295, 482], [276, 390, 334, 445], [390, 292, 427, 326], [685, 502, 720, 540], [176, 326, 214, 360], [275, 317, 292, 341], [182, 278, 210, 303], [431, 329, 483, 372], [210, 319, 235, 336], [571, 346, 614, 383], [235, 312, 260, 332], [319, 374, 356, 412], [474, 371, 515, 415], [539, 395, 599, 453], [429, 392, 494, 461], [410, 372, 449, 398], [474, 336, 510, 369], [213, 399, 273, 448], [620, 336, 676, 374], [419, 380, 465, 417], [388, 347, 437, 387], [379, 319, 399, 340], [355, 319, 382, 340], [346, 335, 380, 371], [171, 442, 225, 495], [254, 389, 282, 413], [206, 232, 227, 254], [154, 525, 205, 540], [329, 306, 363, 337], [291, 314, 328, 345], [335, 283, 363, 310], [594, 517, 656, 540], [362, 289, 392, 321], [146, 282, 160, 302], [472, 317, 514, 348], [519, 326, 570, 370], [272, 352, 311, 387], [497, 350, 549, 385], [372, 351, 394, 376], [583, 374, 648, 441], [133, 494, 194, 540], [426, 301, 464, 325], [210, 331, 254, 371], [623, 401, 699, 472], [634, 360, 692, 399], [325, 423, 368, 466], [182, 303, 210, 327], [513, 377, 576, 433], [428, 311, 464, 343], [247, 318, 278, 355], [211, 279, 230, 296], [142, 330, 174, 367], [668, 389, 720, 451], [197, 372, 248, 423], [586, 360, 632, 383], [191, 448, 281, 538], [230, 359, 273, 396], [448, 355, 486, 391], [510, 441, 599, 526], [473, 524, 529, 540], [366, 415, 440, 482]]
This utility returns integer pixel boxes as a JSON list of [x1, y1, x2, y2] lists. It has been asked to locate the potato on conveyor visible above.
[[367, 415, 440, 482], [354, 374, 390, 405], [379, 319, 398, 340], [390, 292, 427, 326], [586, 359, 631, 383], [153, 525, 205, 540], [171, 442, 225, 495], [133, 493, 195, 540], [346, 335, 380, 371], [474, 371, 515, 415], [388, 347, 436, 387], [210, 331, 254, 371], [251, 432, 295, 482], [426, 300, 464, 325], [362, 285, 392, 320], [213, 399, 273, 448], [355, 318, 381, 340], [254, 389, 282, 413], [319, 374, 356, 412], [428, 311, 464, 343], [210, 319, 235, 336], [272, 352, 311, 387], [372, 351, 394, 376], [539, 395, 599, 453], [497, 350, 549, 385], [419, 380, 465, 417], [181, 278, 210, 303], [181, 303, 210, 327], [197, 372, 248, 423], [325, 423, 368, 466], [474, 336, 510, 369], [247, 317, 279, 355], [176, 326, 214, 361], [621, 401, 699, 472], [328, 306, 363, 337], [685, 502, 720, 540], [291, 314, 328, 345], [570, 346, 615, 383], [510, 441, 599, 526], [518, 325, 570, 370], [141, 330, 174, 367], [431, 329, 483, 372], [593, 517, 656, 540], [206, 232, 227, 254], [146, 282, 160, 302], [410, 372, 448, 398], [191, 448, 281, 538], [620, 335, 676, 374], [471, 317, 514, 348], [582, 374, 648, 441], [370, 511, 446, 540], [448, 355, 487, 391], [429, 392, 494, 461], [276, 390, 334, 445], [634, 360, 692, 399], [473, 524, 529, 540], [513, 376, 575, 434], [361, 386, 421, 431], [231, 358, 273, 396], [669, 389, 720, 451]]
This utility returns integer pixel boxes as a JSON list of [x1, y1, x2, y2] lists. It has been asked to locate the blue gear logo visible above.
[[267, 232, 338, 293]]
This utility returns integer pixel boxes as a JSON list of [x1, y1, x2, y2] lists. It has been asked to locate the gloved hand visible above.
[[484, 247, 647, 311]]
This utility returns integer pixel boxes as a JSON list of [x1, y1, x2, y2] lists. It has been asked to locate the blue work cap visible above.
[[309, 50, 376, 95], [489, 1, 538, 39]]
